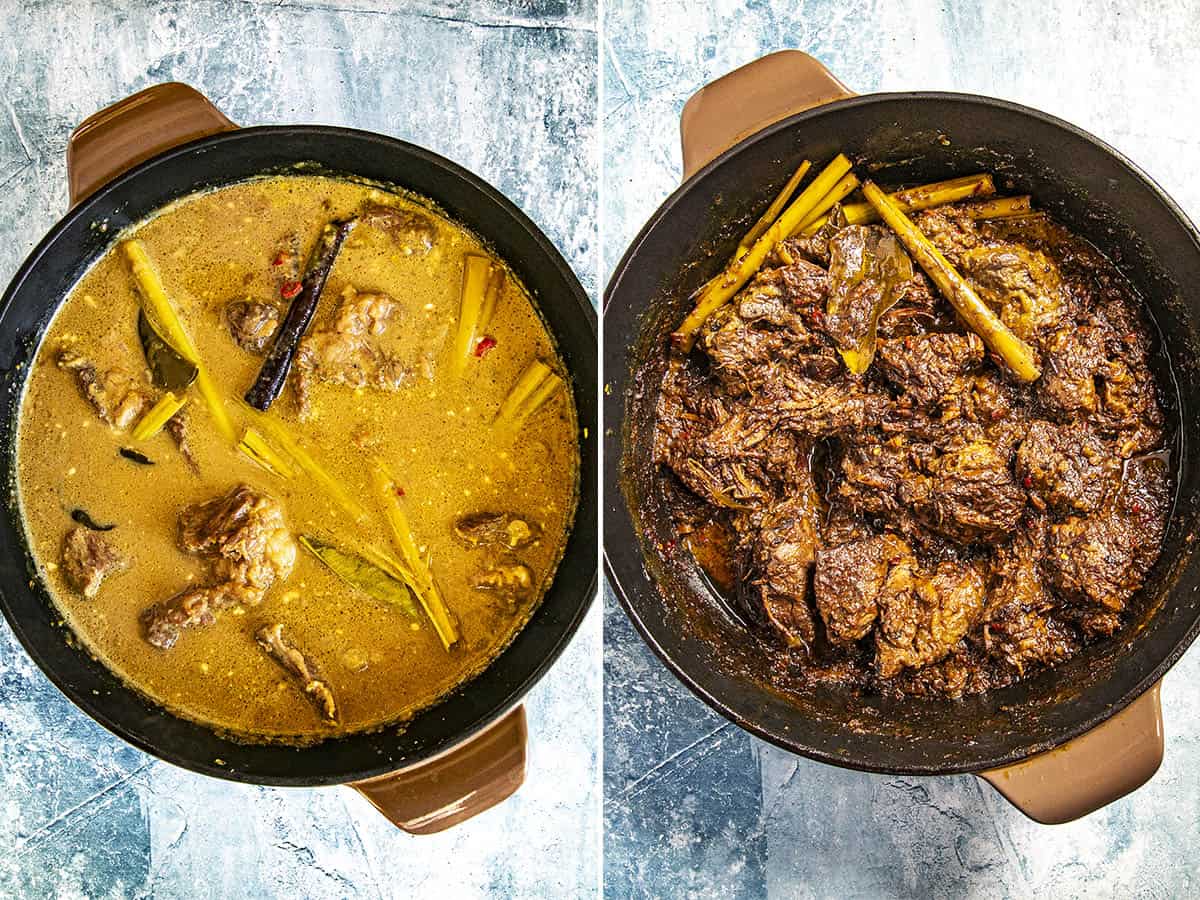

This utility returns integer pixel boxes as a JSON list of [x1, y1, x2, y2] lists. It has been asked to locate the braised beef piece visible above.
[[1038, 323, 1163, 455], [925, 439, 1025, 544], [875, 559, 985, 677], [471, 562, 535, 602], [836, 435, 1023, 546], [1016, 420, 1117, 514], [878, 332, 984, 411], [655, 198, 1171, 700], [1044, 455, 1170, 611], [813, 533, 910, 644], [751, 366, 890, 437], [166, 411, 198, 472], [61, 526, 126, 598], [293, 287, 408, 417], [58, 335, 153, 430], [255, 623, 337, 723], [225, 299, 281, 354], [910, 207, 982, 264], [454, 512, 541, 549], [752, 483, 822, 648], [959, 244, 1066, 344], [699, 261, 832, 393], [360, 203, 437, 254], [142, 484, 296, 649]]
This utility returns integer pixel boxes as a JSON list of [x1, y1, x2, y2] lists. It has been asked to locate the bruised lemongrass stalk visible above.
[[495, 359, 564, 431], [370, 460, 460, 650], [122, 240, 236, 442], [801, 174, 996, 234], [671, 153, 853, 351], [736, 159, 812, 254], [957, 195, 1033, 220], [791, 172, 860, 235], [247, 408, 370, 523], [237, 427, 295, 478], [131, 392, 187, 441], [862, 181, 1041, 382], [452, 253, 505, 373]]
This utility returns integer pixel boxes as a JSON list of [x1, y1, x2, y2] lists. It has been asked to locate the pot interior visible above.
[[607, 93, 1200, 774], [0, 127, 597, 785]]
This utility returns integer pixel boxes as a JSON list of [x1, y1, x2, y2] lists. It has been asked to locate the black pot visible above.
[[0, 84, 597, 832], [604, 51, 1200, 823]]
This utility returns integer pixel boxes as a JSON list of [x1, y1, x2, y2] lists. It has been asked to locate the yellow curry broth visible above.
[[16, 175, 578, 741]]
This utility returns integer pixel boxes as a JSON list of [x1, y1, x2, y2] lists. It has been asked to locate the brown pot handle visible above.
[[679, 50, 854, 180], [978, 681, 1163, 824], [349, 705, 527, 834], [67, 82, 237, 206]]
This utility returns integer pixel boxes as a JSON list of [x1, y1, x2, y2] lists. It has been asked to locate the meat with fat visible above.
[[61, 526, 126, 598]]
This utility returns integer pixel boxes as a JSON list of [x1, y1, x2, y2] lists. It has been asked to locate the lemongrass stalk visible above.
[[131, 392, 186, 441], [122, 240, 236, 442], [862, 181, 1040, 382], [671, 153, 852, 351]]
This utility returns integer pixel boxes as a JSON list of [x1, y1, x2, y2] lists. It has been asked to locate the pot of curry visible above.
[[0, 84, 596, 833], [604, 51, 1200, 823]]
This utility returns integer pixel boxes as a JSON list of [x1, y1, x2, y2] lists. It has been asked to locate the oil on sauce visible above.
[[16, 175, 579, 742]]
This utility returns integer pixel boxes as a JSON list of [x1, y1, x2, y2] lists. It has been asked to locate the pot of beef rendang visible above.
[[604, 51, 1200, 823], [0, 84, 596, 833]]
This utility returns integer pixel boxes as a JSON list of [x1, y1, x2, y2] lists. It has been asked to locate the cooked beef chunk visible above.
[[985, 521, 1050, 616], [255, 623, 338, 723], [143, 484, 296, 649], [813, 534, 911, 643], [836, 436, 1022, 546], [293, 287, 408, 416], [1038, 324, 1106, 418], [58, 336, 153, 430], [753, 486, 822, 648], [61, 526, 126, 598], [988, 606, 1078, 675], [1045, 455, 1170, 611], [1038, 324, 1162, 454], [889, 645, 991, 699], [360, 203, 437, 254], [179, 484, 297, 594], [878, 332, 984, 410], [875, 559, 985, 677], [911, 207, 982, 264], [754, 366, 890, 436], [454, 512, 541, 549], [1016, 420, 1116, 514], [699, 262, 831, 393], [225, 299, 281, 354], [925, 439, 1025, 543], [166, 411, 198, 471], [959, 244, 1066, 343], [471, 562, 534, 597]]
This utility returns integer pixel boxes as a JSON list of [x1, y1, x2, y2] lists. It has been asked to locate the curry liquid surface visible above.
[[16, 175, 578, 742]]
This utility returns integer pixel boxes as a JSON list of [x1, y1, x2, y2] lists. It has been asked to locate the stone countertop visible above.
[[0, 2, 598, 898], [602, 2, 1200, 898]]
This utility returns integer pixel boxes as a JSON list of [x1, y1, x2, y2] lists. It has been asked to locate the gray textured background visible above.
[[0, 2, 599, 898], [602, 1, 1200, 898]]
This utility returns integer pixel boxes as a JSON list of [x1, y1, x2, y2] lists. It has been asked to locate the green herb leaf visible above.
[[299, 535, 418, 618]]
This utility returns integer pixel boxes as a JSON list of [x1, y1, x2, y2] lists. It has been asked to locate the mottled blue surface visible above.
[[603, 2, 1200, 898], [0, 2, 599, 897]]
